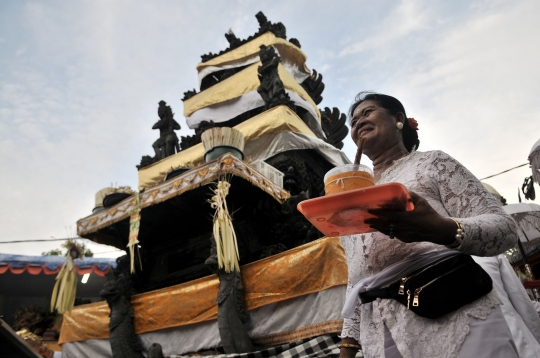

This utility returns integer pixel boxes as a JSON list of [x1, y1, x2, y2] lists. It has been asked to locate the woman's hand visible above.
[[365, 191, 457, 246]]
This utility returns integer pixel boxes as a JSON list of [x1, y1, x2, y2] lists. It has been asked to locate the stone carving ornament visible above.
[[100, 259, 145, 358], [321, 107, 349, 150], [205, 236, 255, 354], [101, 256, 165, 358], [200, 12, 287, 63]]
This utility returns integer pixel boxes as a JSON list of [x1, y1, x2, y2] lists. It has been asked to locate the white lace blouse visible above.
[[340, 150, 518, 358]]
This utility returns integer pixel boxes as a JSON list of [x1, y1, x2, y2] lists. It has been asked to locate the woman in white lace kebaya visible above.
[[339, 92, 520, 358]]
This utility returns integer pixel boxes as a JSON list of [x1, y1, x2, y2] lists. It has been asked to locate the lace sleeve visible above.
[[340, 283, 361, 342], [431, 151, 518, 256]]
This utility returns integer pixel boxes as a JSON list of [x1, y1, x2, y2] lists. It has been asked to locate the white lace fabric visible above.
[[340, 150, 518, 358]]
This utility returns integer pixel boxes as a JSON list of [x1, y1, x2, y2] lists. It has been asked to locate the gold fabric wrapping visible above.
[[196, 32, 309, 74], [59, 237, 346, 344], [252, 320, 344, 347], [138, 106, 315, 190], [183, 61, 319, 121]]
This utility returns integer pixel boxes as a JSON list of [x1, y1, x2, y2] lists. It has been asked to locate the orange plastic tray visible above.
[[297, 183, 414, 237]]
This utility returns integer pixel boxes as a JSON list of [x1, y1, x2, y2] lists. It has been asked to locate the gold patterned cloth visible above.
[[78, 153, 290, 239], [136, 106, 315, 190], [59, 237, 347, 344]]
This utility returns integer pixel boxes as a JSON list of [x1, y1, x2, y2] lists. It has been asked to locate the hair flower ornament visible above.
[[408, 118, 419, 130]]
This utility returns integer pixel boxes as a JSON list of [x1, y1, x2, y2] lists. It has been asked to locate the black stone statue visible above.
[[101, 256, 165, 358], [137, 101, 181, 170], [257, 45, 294, 111], [153, 101, 181, 160], [205, 236, 255, 354], [100, 261, 144, 358]]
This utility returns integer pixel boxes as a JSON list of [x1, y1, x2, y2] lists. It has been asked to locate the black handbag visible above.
[[359, 253, 493, 319]]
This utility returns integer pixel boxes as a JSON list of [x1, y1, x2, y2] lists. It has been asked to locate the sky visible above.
[[1, 0, 539, 258]]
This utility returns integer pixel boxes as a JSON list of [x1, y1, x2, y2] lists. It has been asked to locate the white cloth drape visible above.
[[473, 255, 540, 357], [186, 90, 323, 140], [243, 131, 350, 168]]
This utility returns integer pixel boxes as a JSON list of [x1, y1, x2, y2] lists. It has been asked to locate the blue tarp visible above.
[[0, 253, 117, 271]]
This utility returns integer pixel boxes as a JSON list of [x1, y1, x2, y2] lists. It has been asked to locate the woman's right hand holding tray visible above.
[[365, 191, 458, 245]]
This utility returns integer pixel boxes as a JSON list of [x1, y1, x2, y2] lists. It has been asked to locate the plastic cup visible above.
[[324, 164, 375, 195]]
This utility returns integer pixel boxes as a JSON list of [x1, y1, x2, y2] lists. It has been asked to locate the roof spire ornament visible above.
[[225, 28, 241, 47], [200, 12, 287, 63]]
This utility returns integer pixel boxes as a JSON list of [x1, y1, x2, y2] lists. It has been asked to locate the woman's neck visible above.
[[371, 143, 409, 180]]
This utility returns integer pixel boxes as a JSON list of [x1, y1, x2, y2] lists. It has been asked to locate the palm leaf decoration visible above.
[[50, 239, 83, 313], [209, 179, 240, 273]]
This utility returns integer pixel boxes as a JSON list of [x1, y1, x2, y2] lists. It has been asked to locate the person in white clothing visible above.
[[339, 92, 519, 358]]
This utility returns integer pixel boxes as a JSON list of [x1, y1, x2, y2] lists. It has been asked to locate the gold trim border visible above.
[[77, 154, 289, 237], [251, 319, 344, 347]]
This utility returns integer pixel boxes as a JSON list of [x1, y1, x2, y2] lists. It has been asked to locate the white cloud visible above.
[[334, 0, 540, 208], [338, 0, 432, 58]]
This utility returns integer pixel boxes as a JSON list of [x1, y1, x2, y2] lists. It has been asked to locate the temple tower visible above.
[[66, 12, 352, 357]]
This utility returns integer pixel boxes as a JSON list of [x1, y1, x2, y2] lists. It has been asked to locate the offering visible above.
[[201, 127, 245, 162], [299, 135, 414, 236], [324, 136, 373, 195], [297, 183, 413, 237], [324, 164, 374, 195]]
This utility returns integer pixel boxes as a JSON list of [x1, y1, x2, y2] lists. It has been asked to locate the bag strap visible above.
[[359, 286, 393, 304]]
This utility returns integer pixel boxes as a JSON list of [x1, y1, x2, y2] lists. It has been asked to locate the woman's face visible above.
[[350, 100, 403, 158]]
